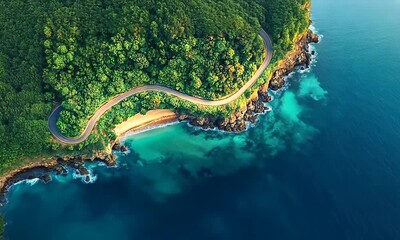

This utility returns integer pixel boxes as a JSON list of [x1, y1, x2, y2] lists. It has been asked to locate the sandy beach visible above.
[[113, 109, 178, 137]]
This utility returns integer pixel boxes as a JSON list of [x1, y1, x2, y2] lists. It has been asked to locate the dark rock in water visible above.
[[40, 175, 51, 183], [235, 121, 247, 132], [301, 66, 305, 70], [311, 50, 316, 55], [54, 165, 67, 175], [120, 145, 127, 152], [112, 142, 120, 151], [85, 175, 90, 182], [248, 115, 258, 124], [311, 33, 319, 43], [306, 54, 312, 68], [254, 100, 265, 113], [104, 155, 117, 166], [77, 166, 89, 176], [257, 85, 271, 103]]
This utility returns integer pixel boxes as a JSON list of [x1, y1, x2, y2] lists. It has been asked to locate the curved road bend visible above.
[[48, 29, 273, 144]]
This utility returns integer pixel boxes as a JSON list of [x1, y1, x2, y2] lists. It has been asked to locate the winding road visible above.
[[48, 29, 273, 144]]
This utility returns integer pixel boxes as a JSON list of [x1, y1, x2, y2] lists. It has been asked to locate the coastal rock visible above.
[[76, 156, 85, 164], [185, 97, 267, 133], [40, 175, 51, 183], [192, 117, 206, 126], [112, 141, 120, 151], [269, 77, 285, 91], [54, 165, 67, 175], [258, 85, 271, 102], [178, 114, 189, 121], [217, 118, 230, 128], [104, 155, 117, 166], [248, 115, 257, 124], [311, 33, 319, 43], [247, 102, 256, 111], [1, 152, 117, 202], [254, 100, 264, 113], [77, 166, 89, 176], [120, 145, 127, 152], [188, 116, 217, 130], [270, 29, 318, 89]]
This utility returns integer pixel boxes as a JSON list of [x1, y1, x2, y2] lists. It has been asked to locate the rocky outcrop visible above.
[[182, 96, 269, 132], [112, 141, 120, 150], [120, 145, 127, 152], [179, 29, 319, 132], [111, 140, 128, 153], [269, 29, 319, 90], [0, 152, 116, 204]]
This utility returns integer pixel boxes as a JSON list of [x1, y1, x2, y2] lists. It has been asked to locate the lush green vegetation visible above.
[[0, 0, 310, 173], [44, 0, 265, 137], [0, 0, 54, 171], [249, 0, 310, 59]]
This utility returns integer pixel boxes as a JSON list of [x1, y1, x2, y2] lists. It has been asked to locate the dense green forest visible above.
[[45, 0, 265, 137], [0, 0, 310, 173]]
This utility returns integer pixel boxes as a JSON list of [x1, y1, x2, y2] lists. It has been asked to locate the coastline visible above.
[[179, 28, 319, 132], [0, 152, 116, 205], [0, 27, 319, 204], [113, 109, 178, 137]]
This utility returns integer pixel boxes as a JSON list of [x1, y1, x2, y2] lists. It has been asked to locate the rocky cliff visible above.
[[178, 29, 319, 132], [0, 152, 116, 204]]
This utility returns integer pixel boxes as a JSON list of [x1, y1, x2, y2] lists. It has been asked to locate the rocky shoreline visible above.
[[0, 152, 116, 205], [179, 29, 319, 132], [0, 28, 319, 204]]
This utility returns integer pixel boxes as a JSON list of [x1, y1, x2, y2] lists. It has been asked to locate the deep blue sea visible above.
[[3, 0, 400, 239]]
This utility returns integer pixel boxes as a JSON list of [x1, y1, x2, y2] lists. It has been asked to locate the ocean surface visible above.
[[3, 0, 400, 239]]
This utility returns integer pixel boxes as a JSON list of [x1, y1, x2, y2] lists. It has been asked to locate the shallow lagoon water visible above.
[[3, 0, 400, 239]]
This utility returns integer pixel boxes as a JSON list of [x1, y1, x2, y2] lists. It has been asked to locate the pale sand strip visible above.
[[113, 109, 178, 137]]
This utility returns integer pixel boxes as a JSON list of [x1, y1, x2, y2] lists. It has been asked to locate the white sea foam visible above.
[[309, 24, 319, 34], [97, 162, 107, 167], [54, 173, 72, 183], [13, 178, 41, 187], [264, 103, 273, 112], [84, 174, 98, 184], [309, 23, 324, 42], [268, 92, 275, 102], [72, 167, 98, 184], [186, 122, 219, 132]]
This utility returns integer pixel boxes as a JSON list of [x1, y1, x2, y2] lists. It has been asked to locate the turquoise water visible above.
[[3, 0, 400, 239]]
